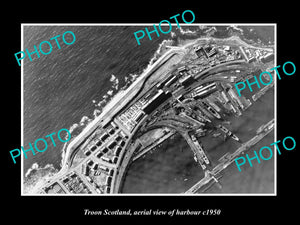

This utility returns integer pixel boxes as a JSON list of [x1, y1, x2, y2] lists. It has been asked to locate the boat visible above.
[[217, 125, 240, 142]]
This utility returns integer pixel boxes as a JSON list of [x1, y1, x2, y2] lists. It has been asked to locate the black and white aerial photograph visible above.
[[22, 24, 276, 195]]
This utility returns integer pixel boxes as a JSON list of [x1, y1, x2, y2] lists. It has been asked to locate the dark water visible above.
[[122, 133, 205, 193], [23, 26, 165, 171], [23, 25, 274, 193], [122, 88, 274, 193]]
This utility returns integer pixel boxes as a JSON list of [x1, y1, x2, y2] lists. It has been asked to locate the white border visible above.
[[21, 23, 277, 196], [21, 24, 24, 192]]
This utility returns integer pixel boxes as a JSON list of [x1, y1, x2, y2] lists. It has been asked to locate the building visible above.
[[132, 110, 145, 123], [95, 188, 102, 194], [159, 73, 178, 88], [194, 83, 215, 93], [108, 128, 115, 135], [105, 176, 112, 186], [102, 147, 109, 154], [96, 140, 102, 147], [109, 169, 114, 176], [192, 83, 217, 99], [87, 159, 94, 167], [100, 133, 109, 142], [164, 75, 178, 87], [206, 47, 217, 58], [63, 178, 69, 183], [115, 135, 122, 142], [177, 65, 187, 72], [117, 99, 148, 132], [108, 141, 117, 150], [261, 52, 274, 63], [248, 57, 256, 63], [84, 149, 91, 156], [45, 182, 66, 194], [120, 140, 126, 147], [194, 46, 207, 58], [223, 45, 231, 51], [239, 46, 249, 61], [82, 165, 89, 176], [94, 170, 101, 176], [179, 75, 195, 87], [142, 90, 171, 114], [96, 151, 103, 158], [119, 131, 128, 139], [111, 121, 118, 129], [239, 46, 256, 63], [86, 176, 92, 183], [115, 147, 122, 157], [90, 145, 97, 152], [92, 163, 98, 170], [101, 156, 112, 163], [99, 165, 109, 172], [112, 156, 118, 164], [105, 186, 111, 193]]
